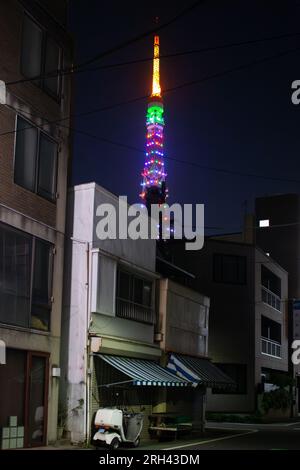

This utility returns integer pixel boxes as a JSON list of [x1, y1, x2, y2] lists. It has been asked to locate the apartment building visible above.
[[255, 193, 300, 415], [0, 0, 73, 448], [163, 238, 289, 415]]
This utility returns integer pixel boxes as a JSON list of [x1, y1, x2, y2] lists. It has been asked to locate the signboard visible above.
[[0, 80, 6, 105], [0, 340, 6, 364], [293, 300, 300, 339]]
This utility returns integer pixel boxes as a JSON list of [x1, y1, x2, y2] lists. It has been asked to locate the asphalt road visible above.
[[162, 422, 300, 450]]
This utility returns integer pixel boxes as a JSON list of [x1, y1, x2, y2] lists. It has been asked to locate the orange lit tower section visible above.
[[140, 36, 168, 210]]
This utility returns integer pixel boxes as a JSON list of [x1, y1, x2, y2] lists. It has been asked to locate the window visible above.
[[259, 219, 270, 228], [14, 116, 58, 201], [116, 269, 154, 323], [261, 316, 281, 358], [0, 223, 53, 331], [261, 266, 281, 297], [21, 14, 61, 99], [31, 240, 53, 331], [261, 265, 281, 311], [212, 364, 247, 395], [261, 316, 281, 343], [21, 14, 43, 80], [213, 253, 247, 285]]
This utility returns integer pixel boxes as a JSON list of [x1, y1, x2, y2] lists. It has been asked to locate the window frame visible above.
[[0, 222, 54, 332], [0, 348, 49, 448], [20, 12, 62, 102], [30, 237, 54, 332], [213, 253, 247, 285], [261, 315, 282, 344], [116, 269, 153, 309], [116, 268, 154, 324], [13, 114, 58, 203]]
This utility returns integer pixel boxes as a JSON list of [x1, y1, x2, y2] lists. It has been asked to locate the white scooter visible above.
[[91, 408, 144, 449]]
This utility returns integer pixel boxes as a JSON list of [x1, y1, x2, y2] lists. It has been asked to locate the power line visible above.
[[4, 46, 300, 185], [2, 43, 300, 140], [10, 100, 300, 186], [6, 29, 300, 86], [7, 0, 203, 87], [74, 1, 203, 70]]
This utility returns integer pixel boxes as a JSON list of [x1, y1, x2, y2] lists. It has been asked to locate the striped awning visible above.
[[167, 353, 235, 389], [97, 354, 189, 387]]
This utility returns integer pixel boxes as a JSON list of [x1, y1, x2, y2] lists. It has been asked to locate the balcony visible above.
[[261, 337, 281, 359], [116, 297, 155, 324], [261, 286, 281, 312]]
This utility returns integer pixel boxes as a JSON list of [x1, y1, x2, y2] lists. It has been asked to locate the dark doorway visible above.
[[0, 348, 49, 449]]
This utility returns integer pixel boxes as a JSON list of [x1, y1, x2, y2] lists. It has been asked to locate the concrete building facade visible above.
[[165, 238, 289, 415], [0, 0, 73, 448], [255, 193, 300, 415]]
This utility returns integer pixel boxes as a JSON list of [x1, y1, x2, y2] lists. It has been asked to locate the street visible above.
[[160, 422, 300, 450]]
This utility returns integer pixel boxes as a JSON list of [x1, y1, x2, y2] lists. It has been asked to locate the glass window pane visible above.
[[21, 15, 42, 80], [0, 224, 31, 327], [14, 117, 38, 192], [31, 240, 52, 331], [143, 281, 152, 307], [133, 277, 143, 305], [28, 356, 46, 446], [37, 134, 57, 200], [117, 271, 131, 300], [44, 37, 61, 97]]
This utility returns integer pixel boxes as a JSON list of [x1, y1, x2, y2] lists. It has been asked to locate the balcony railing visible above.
[[261, 337, 281, 358], [261, 286, 281, 312], [116, 297, 155, 324]]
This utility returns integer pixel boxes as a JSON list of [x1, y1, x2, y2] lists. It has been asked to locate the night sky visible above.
[[69, 0, 300, 234]]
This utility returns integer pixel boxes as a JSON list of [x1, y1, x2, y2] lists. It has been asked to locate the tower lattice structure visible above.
[[140, 35, 168, 210]]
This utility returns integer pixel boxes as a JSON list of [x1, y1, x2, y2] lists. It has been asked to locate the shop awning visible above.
[[96, 354, 189, 387], [167, 353, 235, 389]]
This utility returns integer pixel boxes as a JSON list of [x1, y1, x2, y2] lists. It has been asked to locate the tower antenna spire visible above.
[[151, 34, 161, 98]]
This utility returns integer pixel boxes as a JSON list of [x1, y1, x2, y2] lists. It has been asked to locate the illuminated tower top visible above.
[[151, 35, 161, 98], [140, 36, 168, 209]]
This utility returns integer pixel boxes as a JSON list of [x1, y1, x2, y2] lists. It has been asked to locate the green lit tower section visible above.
[[140, 35, 168, 209]]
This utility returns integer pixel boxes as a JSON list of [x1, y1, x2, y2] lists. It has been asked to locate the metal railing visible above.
[[261, 286, 281, 312], [261, 337, 281, 358], [116, 297, 155, 324]]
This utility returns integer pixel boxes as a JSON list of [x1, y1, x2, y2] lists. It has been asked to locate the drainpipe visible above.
[[85, 242, 90, 444]]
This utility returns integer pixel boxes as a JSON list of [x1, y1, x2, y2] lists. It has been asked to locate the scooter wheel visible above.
[[110, 438, 120, 450], [132, 437, 140, 448]]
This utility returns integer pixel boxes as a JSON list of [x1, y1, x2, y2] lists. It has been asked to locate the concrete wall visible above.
[[158, 278, 209, 357], [0, 0, 72, 444]]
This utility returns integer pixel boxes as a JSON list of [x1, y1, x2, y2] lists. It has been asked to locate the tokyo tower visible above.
[[140, 36, 168, 210]]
